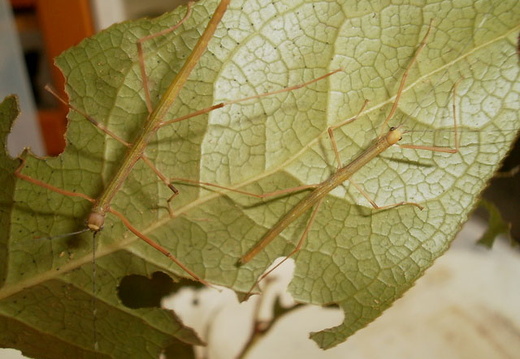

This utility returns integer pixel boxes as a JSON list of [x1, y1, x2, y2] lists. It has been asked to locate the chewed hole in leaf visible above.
[[118, 271, 176, 309]]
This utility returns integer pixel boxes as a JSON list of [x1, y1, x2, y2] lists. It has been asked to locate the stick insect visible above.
[[13, 0, 341, 286], [171, 19, 460, 289], [239, 20, 461, 268]]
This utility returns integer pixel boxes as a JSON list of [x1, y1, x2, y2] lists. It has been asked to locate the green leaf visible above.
[[476, 199, 512, 248], [1, 0, 519, 356]]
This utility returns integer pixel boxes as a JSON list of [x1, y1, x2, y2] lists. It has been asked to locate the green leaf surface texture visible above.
[[1, 0, 519, 356]]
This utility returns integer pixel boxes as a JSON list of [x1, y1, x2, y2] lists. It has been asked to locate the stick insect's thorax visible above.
[[321, 127, 403, 194]]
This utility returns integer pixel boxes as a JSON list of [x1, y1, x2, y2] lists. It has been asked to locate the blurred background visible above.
[[3, 0, 191, 157]]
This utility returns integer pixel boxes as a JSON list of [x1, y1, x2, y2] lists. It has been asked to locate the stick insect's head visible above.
[[87, 210, 105, 232], [386, 125, 404, 145]]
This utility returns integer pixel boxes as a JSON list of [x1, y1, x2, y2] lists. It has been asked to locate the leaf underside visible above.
[[1, 0, 519, 357]]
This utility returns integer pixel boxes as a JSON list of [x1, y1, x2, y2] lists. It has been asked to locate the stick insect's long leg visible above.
[[379, 19, 435, 135], [45, 85, 131, 147], [109, 208, 213, 287], [14, 157, 96, 204], [327, 100, 369, 169], [326, 19, 460, 211], [146, 69, 343, 214], [244, 199, 323, 296], [46, 85, 182, 205], [157, 69, 343, 128], [137, 1, 195, 113], [397, 81, 460, 154], [328, 80, 460, 211]]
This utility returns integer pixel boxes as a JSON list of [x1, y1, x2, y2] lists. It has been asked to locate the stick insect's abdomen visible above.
[[239, 127, 403, 264]]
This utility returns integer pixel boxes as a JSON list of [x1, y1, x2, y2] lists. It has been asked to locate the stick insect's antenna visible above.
[[35, 228, 90, 241]]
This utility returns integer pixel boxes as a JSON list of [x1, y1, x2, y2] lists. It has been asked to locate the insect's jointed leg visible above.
[[137, 1, 195, 113], [15, 157, 95, 203], [246, 199, 323, 296]]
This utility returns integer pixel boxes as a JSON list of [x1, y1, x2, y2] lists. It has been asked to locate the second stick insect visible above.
[[14, 0, 340, 286], [173, 19, 459, 285], [241, 20, 461, 266]]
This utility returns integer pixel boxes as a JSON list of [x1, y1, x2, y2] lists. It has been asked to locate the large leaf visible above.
[[1, 0, 519, 356]]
